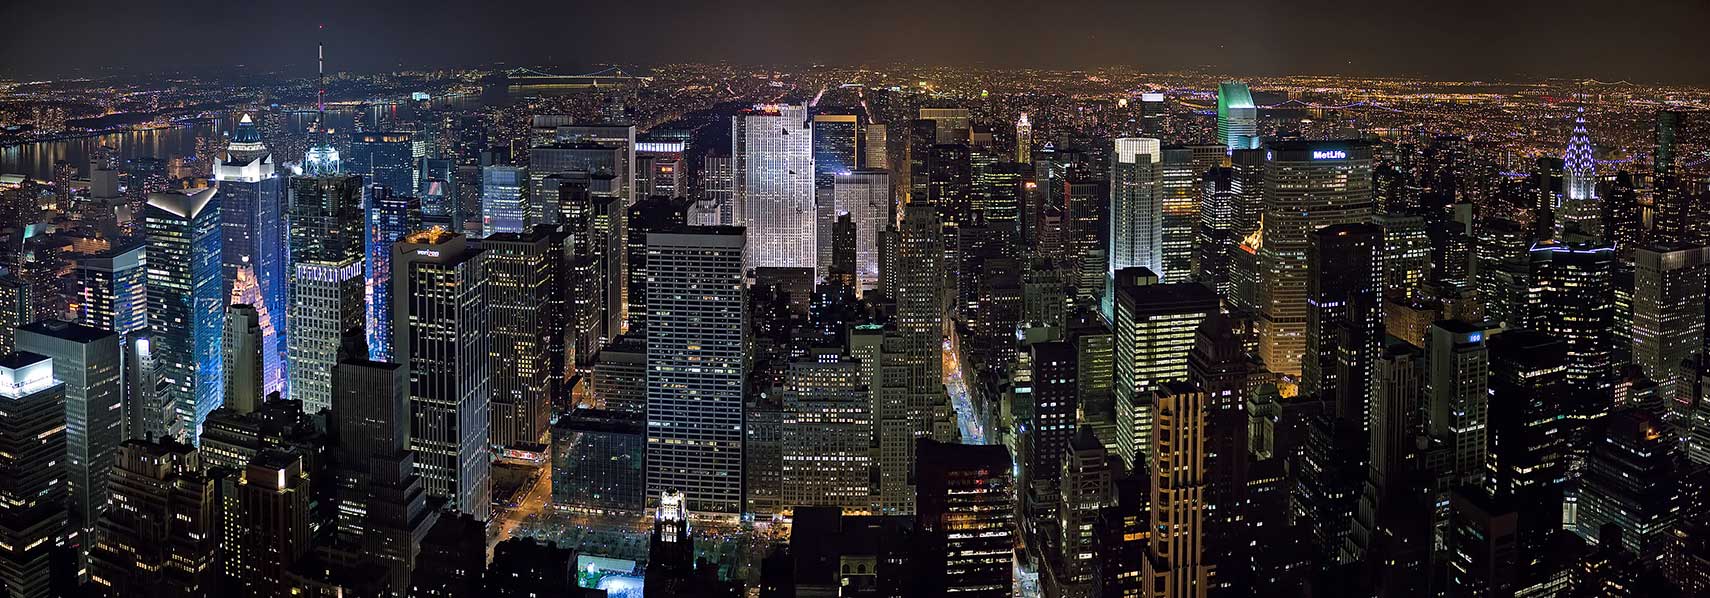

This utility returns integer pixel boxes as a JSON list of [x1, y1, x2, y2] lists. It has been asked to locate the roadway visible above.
[[943, 339, 987, 445]]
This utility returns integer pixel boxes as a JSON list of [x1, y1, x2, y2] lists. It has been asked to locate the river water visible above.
[[0, 109, 363, 180]]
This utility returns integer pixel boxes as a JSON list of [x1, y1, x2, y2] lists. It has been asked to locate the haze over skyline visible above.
[[4, 0, 1709, 84]]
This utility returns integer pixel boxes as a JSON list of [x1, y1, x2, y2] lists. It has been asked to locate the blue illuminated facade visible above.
[[365, 186, 422, 362], [143, 187, 225, 443], [348, 132, 417, 195], [213, 117, 288, 396]]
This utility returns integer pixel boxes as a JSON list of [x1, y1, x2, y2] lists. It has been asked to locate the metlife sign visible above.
[[1311, 150, 1347, 160]]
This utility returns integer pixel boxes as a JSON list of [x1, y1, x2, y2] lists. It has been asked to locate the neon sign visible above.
[[1312, 150, 1347, 160]]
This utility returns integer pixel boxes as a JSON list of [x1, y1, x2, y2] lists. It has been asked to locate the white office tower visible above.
[[1109, 138, 1164, 287], [645, 228, 747, 518], [833, 169, 891, 296], [733, 103, 815, 272]]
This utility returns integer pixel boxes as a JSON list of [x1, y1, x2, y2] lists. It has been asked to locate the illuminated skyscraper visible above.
[[1257, 141, 1375, 377], [393, 230, 491, 520], [1197, 167, 1237, 296], [734, 103, 815, 271], [480, 164, 528, 236], [74, 242, 147, 340], [813, 113, 860, 277], [1652, 110, 1687, 244], [1109, 138, 1164, 286], [214, 114, 287, 391], [287, 172, 365, 412], [834, 169, 890, 296], [1159, 147, 1199, 283], [1140, 93, 1167, 137], [0, 352, 68, 598], [1576, 409, 1681, 561], [144, 187, 224, 441], [1143, 382, 1210, 598], [16, 320, 120, 550], [1015, 112, 1033, 163], [1217, 82, 1260, 152], [364, 186, 421, 362], [482, 228, 559, 449], [1633, 244, 1710, 403], [1558, 108, 1600, 238], [1527, 240, 1615, 387], [780, 351, 871, 513], [1113, 269, 1217, 470], [1425, 320, 1489, 490], [645, 228, 746, 516]]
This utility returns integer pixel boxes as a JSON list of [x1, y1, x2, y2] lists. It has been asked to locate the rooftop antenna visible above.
[[317, 26, 326, 140]]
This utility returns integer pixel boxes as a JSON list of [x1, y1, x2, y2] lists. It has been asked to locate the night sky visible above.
[[4, 0, 1708, 84]]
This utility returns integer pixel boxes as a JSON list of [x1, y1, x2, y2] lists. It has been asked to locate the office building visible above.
[[481, 164, 528, 236], [1217, 82, 1260, 152], [0, 353, 68, 598], [1256, 141, 1375, 377], [1143, 382, 1210, 598], [346, 132, 416, 195], [364, 187, 420, 363], [328, 347, 438, 592], [1197, 167, 1237, 296], [213, 115, 287, 391], [813, 113, 860, 276], [1027, 341, 1079, 487], [1425, 320, 1490, 490], [16, 320, 121, 538], [551, 409, 645, 513], [87, 439, 220, 598], [287, 171, 365, 411], [1528, 240, 1615, 386], [833, 169, 890, 296], [1158, 147, 1199, 283], [482, 228, 559, 449], [1015, 112, 1032, 163], [232, 450, 312, 598], [915, 439, 1015, 597], [222, 304, 265, 414], [780, 352, 872, 514], [144, 188, 224, 441], [74, 242, 148, 339], [1558, 109, 1599, 237], [1113, 269, 1217, 470], [591, 334, 645, 414], [1109, 138, 1163, 284], [393, 230, 491, 520], [1577, 409, 1681, 562], [645, 228, 746, 516], [1302, 223, 1384, 427], [624, 196, 688, 330], [1633, 244, 1710, 403], [734, 103, 815, 271], [1054, 428, 1111, 596]]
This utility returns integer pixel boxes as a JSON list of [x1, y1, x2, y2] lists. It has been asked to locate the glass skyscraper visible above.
[[143, 187, 223, 442], [364, 186, 421, 363], [347, 132, 416, 195], [1217, 82, 1260, 152], [480, 165, 528, 236], [213, 115, 287, 395]]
